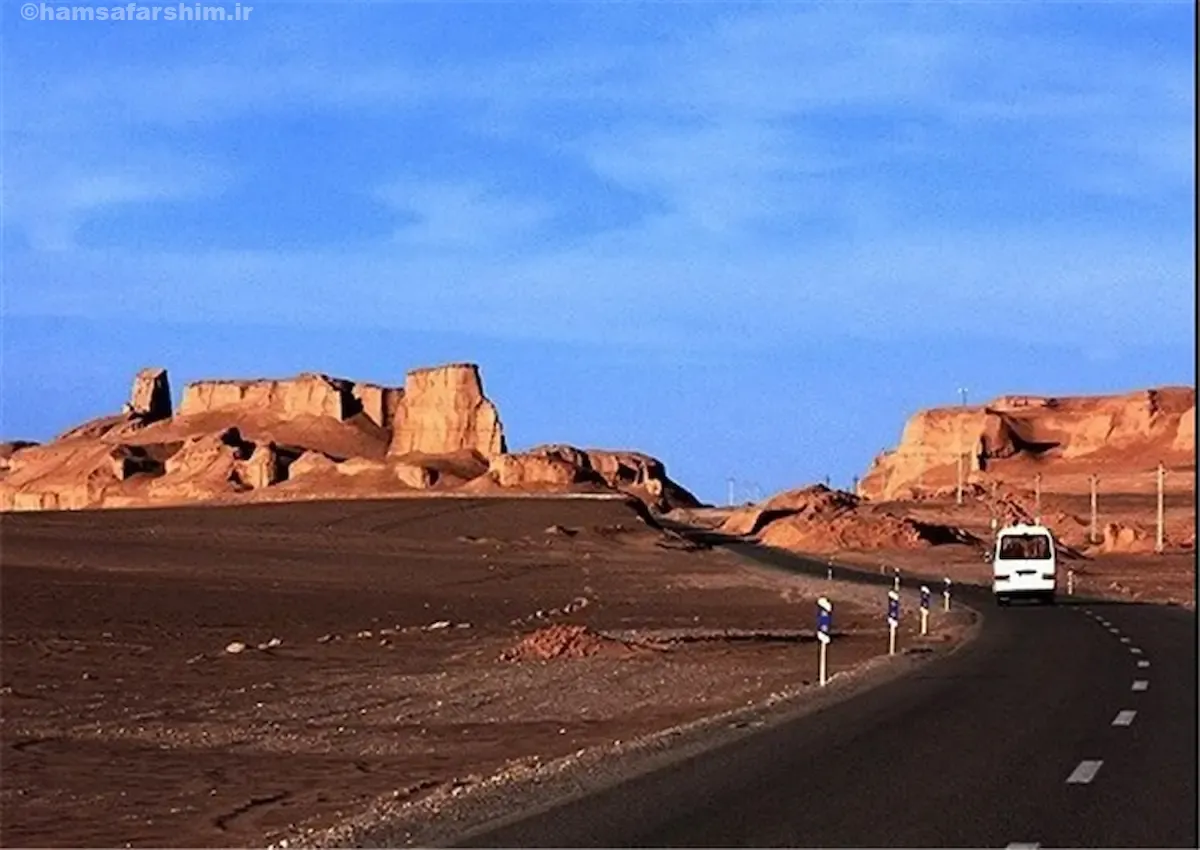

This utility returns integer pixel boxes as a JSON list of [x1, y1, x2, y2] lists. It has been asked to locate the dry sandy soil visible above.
[[0, 497, 970, 848]]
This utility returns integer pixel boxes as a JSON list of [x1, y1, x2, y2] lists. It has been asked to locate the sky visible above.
[[1, 0, 1195, 505]]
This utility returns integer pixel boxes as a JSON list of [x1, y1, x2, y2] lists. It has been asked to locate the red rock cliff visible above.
[[178, 372, 402, 428], [129, 368, 172, 422], [860, 386, 1195, 500], [388, 363, 506, 458], [0, 361, 696, 512]]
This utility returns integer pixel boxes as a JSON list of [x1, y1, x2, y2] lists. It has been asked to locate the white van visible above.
[[993, 523, 1057, 605]]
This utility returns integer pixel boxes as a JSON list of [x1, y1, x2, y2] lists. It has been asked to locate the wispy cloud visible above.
[[377, 179, 552, 250], [3, 2, 1193, 352], [3, 150, 228, 251]]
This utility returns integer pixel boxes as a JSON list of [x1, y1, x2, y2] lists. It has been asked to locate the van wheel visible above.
[[1044, 593, 1056, 606], [996, 595, 1009, 607]]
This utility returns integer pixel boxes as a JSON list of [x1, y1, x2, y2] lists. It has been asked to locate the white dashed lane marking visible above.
[[1138, 660, 1150, 668], [1112, 710, 1137, 726], [1130, 647, 1143, 654], [1132, 680, 1149, 691], [1120, 637, 1131, 644], [1067, 760, 1103, 784], [1006, 843, 1041, 849]]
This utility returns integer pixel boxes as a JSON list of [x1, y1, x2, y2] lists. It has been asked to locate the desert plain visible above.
[[0, 362, 1193, 847]]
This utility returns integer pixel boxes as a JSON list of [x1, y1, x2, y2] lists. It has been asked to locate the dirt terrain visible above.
[[0, 497, 968, 849]]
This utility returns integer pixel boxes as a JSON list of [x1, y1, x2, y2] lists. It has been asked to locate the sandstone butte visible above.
[[0, 363, 699, 513], [859, 386, 1196, 501], [709, 386, 1195, 561]]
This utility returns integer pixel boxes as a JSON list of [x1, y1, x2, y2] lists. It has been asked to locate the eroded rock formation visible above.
[[721, 485, 861, 537], [489, 453, 585, 488], [179, 373, 380, 423], [0, 361, 692, 512], [0, 441, 38, 473], [129, 368, 172, 422], [720, 484, 979, 554], [389, 363, 506, 458], [860, 387, 1195, 500], [482, 444, 698, 510], [1174, 406, 1196, 453]]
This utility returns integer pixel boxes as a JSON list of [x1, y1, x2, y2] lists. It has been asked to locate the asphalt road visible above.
[[454, 538, 1198, 848]]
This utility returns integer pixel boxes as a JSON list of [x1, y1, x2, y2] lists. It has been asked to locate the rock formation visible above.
[[242, 443, 285, 490], [0, 360, 694, 512], [389, 363, 505, 458], [287, 450, 339, 479], [758, 509, 976, 554], [1091, 522, 1156, 554], [860, 387, 1195, 500], [393, 461, 437, 489], [483, 444, 699, 510], [719, 484, 979, 555], [0, 441, 38, 473], [145, 428, 255, 500], [720, 485, 861, 537], [108, 444, 171, 480], [0, 438, 125, 511], [179, 373, 388, 423], [129, 368, 172, 422], [1173, 405, 1195, 453], [352, 383, 405, 431], [489, 452, 586, 487]]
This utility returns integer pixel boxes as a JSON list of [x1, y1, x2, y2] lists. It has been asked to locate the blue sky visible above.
[[1, 1, 1195, 504]]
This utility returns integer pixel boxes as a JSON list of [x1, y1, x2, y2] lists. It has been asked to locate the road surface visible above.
[[454, 537, 1198, 848]]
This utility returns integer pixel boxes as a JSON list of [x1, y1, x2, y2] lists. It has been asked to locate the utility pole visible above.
[[1156, 462, 1165, 553], [727, 477, 735, 507], [1034, 473, 1042, 524], [956, 387, 968, 506], [851, 474, 859, 496], [1089, 474, 1099, 544]]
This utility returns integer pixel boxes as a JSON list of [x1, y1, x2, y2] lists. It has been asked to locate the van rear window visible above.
[[998, 534, 1052, 560]]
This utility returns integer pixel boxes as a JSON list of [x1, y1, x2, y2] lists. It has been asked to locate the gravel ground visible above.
[[1, 498, 974, 848]]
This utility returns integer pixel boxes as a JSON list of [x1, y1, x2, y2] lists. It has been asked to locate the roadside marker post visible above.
[[887, 590, 900, 655], [827, 561, 833, 581], [920, 585, 930, 635], [893, 568, 901, 591], [943, 577, 952, 611], [1067, 569, 1075, 596], [817, 597, 832, 686]]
